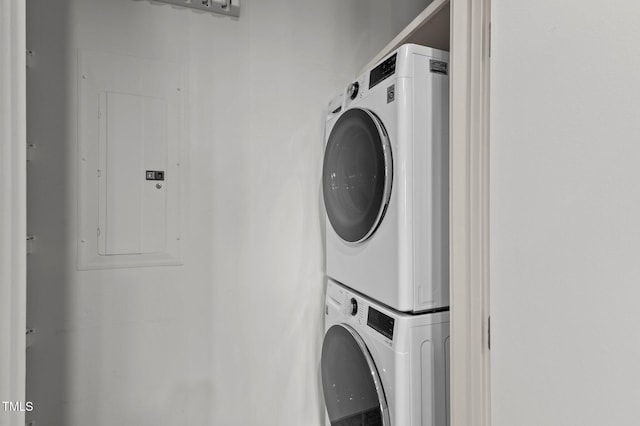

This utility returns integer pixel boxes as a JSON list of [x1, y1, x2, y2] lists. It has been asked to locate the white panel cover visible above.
[[97, 92, 167, 256], [141, 96, 168, 253], [99, 92, 144, 255], [77, 50, 182, 269]]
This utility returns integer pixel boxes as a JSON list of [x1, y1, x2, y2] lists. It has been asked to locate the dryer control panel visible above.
[[369, 52, 397, 89]]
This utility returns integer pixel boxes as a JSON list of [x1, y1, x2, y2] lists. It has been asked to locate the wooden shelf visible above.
[[361, 0, 450, 73]]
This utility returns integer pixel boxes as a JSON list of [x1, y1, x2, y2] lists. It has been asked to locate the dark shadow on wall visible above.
[[25, 0, 72, 424]]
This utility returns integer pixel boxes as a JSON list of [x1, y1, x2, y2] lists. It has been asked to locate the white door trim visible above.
[[449, 0, 491, 425], [0, 0, 27, 425]]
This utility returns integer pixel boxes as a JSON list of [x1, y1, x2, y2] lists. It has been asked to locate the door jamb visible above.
[[0, 1, 27, 425], [449, 0, 491, 425]]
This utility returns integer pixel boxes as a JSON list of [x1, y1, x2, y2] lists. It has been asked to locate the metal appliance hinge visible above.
[[26, 235, 35, 254], [26, 328, 35, 349], [26, 49, 35, 68], [27, 143, 36, 162], [151, 0, 239, 17], [488, 22, 492, 58]]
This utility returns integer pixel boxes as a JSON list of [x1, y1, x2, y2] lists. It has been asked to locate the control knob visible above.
[[349, 298, 358, 316], [347, 82, 359, 100]]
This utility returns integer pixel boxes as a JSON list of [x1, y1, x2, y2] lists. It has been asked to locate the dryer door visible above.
[[321, 324, 390, 426], [322, 108, 392, 243]]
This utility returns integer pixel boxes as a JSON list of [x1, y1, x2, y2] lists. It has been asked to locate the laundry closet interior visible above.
[[24, 0, 477, 425]]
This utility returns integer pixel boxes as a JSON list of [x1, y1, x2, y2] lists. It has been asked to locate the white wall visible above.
[[25, 0, 430, 425], [491, 1, 640, 425], [0, 1, 26, 426]]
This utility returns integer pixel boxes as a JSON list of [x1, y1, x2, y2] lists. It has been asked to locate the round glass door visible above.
[[322, 108, 392, 243], [321, 324, 390, 426]]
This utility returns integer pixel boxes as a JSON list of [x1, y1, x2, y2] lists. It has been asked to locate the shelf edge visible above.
[[360, 0, 450, 74]]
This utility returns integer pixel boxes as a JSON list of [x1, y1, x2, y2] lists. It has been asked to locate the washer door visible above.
[[321, 324, 390, 426], [322, 108, 392, 243]]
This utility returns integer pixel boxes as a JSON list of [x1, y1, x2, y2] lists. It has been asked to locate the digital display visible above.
[[369, 53, 397, 89], [367, 307, 395, 340]]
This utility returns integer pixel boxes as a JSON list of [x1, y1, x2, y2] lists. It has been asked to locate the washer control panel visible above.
[[366, 307, 394, 340], [326, 281, 395, 342]]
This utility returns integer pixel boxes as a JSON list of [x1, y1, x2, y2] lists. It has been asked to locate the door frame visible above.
[[0, 0, 27, 425], [449, 0, 492, 425]]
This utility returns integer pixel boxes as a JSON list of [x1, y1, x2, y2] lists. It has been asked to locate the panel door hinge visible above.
[[487, 315, 491, 350]]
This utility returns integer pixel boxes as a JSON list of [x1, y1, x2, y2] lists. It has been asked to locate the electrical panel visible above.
[[77, 50, 183, 269]]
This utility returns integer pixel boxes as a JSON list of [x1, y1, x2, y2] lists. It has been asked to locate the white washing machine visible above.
[[322, 44, 450, 313], [321, 279, 450, 426]]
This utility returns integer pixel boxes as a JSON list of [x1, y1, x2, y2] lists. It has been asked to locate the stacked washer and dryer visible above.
[[320, 44, 451, 426]]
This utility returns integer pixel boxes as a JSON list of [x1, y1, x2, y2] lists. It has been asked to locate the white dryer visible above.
[[321, 279, 450, 426], [322, 44, 450, 313]]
